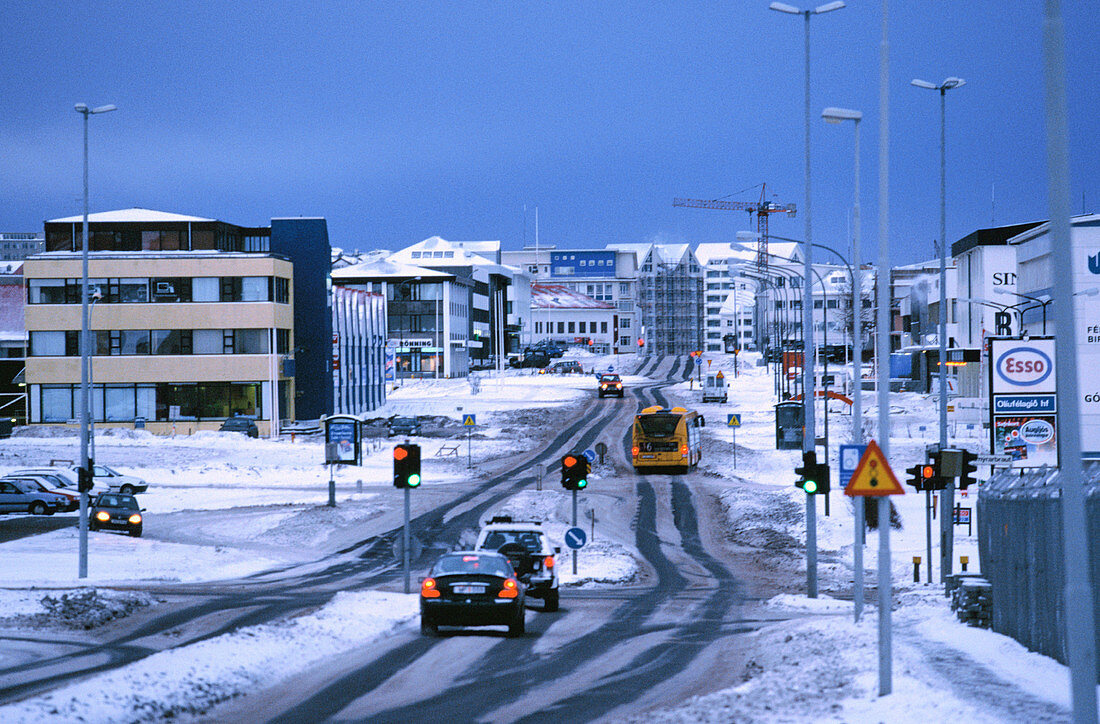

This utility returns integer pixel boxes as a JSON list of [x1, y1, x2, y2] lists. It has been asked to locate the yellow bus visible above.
[[631, 405, 705, 472]]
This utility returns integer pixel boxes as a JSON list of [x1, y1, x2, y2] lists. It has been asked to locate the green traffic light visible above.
[[803, 479, 818, 494], [577, 479, 587, 489], [408, 474, 421, 487]]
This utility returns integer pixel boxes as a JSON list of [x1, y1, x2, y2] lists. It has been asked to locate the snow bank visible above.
[[0, 591, 418, 723]]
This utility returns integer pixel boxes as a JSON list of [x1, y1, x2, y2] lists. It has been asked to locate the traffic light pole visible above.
[[572, 489, 578, 576], [404, 487, 411, 594], [925, 489, 933, 584], [328, 463, 336, 507]]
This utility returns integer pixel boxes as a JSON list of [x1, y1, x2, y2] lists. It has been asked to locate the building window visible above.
[[557, 322, 565, 334], [827, 298, 839, 309], [601, 321, 608, 333], [621, 318, 629, 329], [579, 322, 586, 333], [620, 336, 630, 346], [275, 278, 289, 304], [40, 385, 74, 422], [568, 322, 575, 333], [29, 331, 66, 356], [193, 277, 220, 302]]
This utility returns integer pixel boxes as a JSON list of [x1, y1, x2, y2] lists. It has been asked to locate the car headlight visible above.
[[128, 514, 142, 525], [95, 511, 110, 522]]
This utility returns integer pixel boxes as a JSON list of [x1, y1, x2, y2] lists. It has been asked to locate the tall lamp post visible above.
[[74, 102, 115, 579], [994, 288, 1051, 335], [770, 0, 845, 599], [911, 75, 964, 583]]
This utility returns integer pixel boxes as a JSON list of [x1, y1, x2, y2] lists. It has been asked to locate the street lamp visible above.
[[995, 288, 1051, 335], [770, 10, 846, 578], [911, 75, 965, 584], [74, 101, 116, 580]]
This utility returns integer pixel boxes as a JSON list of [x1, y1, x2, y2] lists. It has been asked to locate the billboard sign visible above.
[[989, 337, 1058, 468]]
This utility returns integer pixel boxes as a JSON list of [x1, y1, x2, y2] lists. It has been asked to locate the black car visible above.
[[220, 416, 259, 438], [388, 416, 422, 437], [420, 551, 526, 637], [510, 350, 551, 369], [597, 373, 625, 398], [89, 493, 144, 537]]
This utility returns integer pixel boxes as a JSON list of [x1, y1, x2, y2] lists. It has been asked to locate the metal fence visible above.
[[978, 463, 1100, 666]]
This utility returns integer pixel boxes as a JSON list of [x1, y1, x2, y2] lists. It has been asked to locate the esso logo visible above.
[[996, 347, 1053, 387], [1018, 419, 1055, 445]]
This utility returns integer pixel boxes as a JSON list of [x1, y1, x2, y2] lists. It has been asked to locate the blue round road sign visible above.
[[582, 449, 596, 463], [565, 527, 587, 549]]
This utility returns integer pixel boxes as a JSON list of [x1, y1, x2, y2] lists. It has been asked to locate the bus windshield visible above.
[[637, 414, 682, 438]]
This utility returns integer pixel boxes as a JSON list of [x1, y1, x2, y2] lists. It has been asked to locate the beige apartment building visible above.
[[24, 228, 294, 435]]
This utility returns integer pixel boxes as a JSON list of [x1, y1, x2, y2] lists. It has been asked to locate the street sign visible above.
[[716, 370, 724, 379], [462, 414, 476, 427], [582, 449, 596, 463], [727, 414, 741, 427], [844, 439, 904, 497], [839, 444, 868, 487], [565, 527, 587, 549], [974, 453, 1013, 466]]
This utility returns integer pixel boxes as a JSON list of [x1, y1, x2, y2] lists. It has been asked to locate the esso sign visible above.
[[995, 347, 1053, 388]]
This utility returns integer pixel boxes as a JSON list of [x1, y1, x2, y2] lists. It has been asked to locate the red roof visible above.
[[531, 283, 614, 310]]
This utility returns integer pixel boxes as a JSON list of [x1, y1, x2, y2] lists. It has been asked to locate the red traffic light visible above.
[[637, 338, 645, 347], [921, 465, 935, 479], [394, 447, 409, 461], [563, 455, 578, 468]]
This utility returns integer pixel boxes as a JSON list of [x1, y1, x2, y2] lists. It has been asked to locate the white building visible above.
[[530, 284, 617, 352]]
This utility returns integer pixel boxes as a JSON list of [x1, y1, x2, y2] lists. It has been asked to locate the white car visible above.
[[70, 465, 149, 495], [474, 516, 561, 611], [14, 468, 109, 497]]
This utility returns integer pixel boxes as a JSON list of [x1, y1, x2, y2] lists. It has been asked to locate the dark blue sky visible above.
[[3, 2, 1097, 265]]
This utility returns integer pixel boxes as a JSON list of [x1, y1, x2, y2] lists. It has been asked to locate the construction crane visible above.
[[673, 184, 796, 271]]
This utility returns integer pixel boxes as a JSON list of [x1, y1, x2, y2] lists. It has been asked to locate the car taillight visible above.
[[95, 511, 109, 522], [632, 446, 640, 457], [128, 514, 142, 525], [544, 556, 555, 568], [498, 578, 519, 598], [681, 444, 689, 457], [421, 577, 440, 598]]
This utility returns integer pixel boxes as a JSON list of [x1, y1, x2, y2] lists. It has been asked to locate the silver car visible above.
[[13, 468, 108, 498], [71, 464, 149, 495], [0, 478, 70, 515]]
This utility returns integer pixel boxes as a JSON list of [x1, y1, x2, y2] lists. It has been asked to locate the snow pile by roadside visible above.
[[0, 591, 418, 724], [485, 490, 639, 587], [0, 587, 158, 632]]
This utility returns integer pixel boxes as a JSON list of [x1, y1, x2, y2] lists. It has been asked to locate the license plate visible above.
[[641, 454, 655, 459], [452, 585, 485, 594]]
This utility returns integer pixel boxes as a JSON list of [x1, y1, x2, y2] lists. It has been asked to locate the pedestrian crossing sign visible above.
[[727, 414, 741, 427], [462, 414, 476, 427]]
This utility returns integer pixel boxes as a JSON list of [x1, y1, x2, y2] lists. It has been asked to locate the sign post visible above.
[[840, 443, 868, 621], [727, 414, 742, 469], [844, 440, 904, 683], [462, 414, 477, 468], [323, 415, 362, 507]]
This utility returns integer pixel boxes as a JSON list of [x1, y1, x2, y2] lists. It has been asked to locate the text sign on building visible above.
[[988, 337, 1059, 469]]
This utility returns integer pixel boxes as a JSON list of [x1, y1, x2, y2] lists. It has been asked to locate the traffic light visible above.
[[794, 450, 817, 493], [561, 454, 589, 491], [905, 464, 924, 491], [813, 461, 831, 495], [393, 444, 421, 488], [920, 463, 941, 491], [958, 449, 979, 490], [77, 463, 94, 493]]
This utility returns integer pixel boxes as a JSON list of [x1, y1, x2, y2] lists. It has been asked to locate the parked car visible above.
[[388, 416, 422, 437], [89, 493, 144, 537], [11, 468, 108, 497], [543, 360, 583, 375], [510, 350, 551, 369], [71, 464, 149, 495], [0, 478, 69, 515], [219, 416, 259, 438], [2, 473, 80, 511]]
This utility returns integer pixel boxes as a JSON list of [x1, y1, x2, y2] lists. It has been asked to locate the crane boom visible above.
[[673, 188, 796, 271]]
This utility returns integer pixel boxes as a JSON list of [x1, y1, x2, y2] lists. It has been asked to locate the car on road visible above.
[[475, 516, 560, 611], [71, 464, 149, 495], [388, 416, 422, 437], [219, 416, 259, 438], [420, 551, 526, 637], [597, 373, 624, 398], [89, 492, 144, 537], [0, 478, 70, 515]]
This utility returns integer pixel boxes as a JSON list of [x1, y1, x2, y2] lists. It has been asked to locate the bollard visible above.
[[291, 433, 296, 443], [357, 479, 363, 493], [913, 556, 921, 583], [960, 555, 969, 572]]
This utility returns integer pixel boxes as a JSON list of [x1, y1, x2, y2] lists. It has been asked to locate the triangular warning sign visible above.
[[844, 439, 904, 497], [716, 371, 724, 379]]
